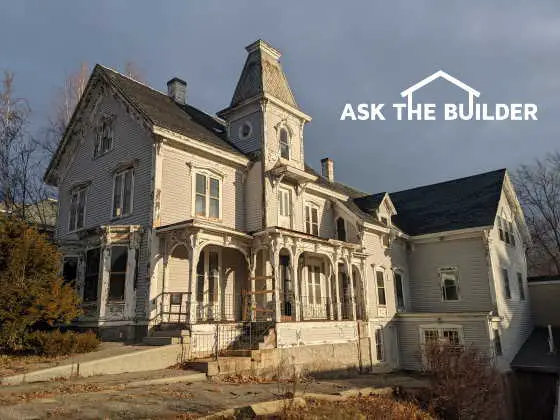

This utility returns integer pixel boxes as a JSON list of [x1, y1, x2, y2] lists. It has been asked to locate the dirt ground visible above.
[[0, 371, 428, 419]]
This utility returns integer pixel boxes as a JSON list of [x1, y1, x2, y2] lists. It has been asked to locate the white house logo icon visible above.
[[340, 69, 538, 121]]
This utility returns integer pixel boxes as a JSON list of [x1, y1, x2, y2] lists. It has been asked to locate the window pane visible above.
[[196, 251, 205, 301], [517, 272, 525, 300], [108, 274, 125, 301], [337, 218, 346, 241], [195, 194, 206, 216], [209, 178, 219, 198], [69, 193, 77, 230], [109, 247, 128, 301], [443, 279, 458, 300], [503, 269, 511, 298], [111, 246, 128, 272], [113, 174, 122, 217], [443, 330, 460, 346], [376, 271, 386, 305], [279, 129, 289, 159], [305, 207, 311, 234], [77, 189, 86, 229], [395, 273, 404, 309], [196, 174, 206, 195], [122, 170, 133, 215], [84, 248, 100, 302], [209, 198, 219, 218], [208, 252, 218, 302], [63, 257, 78, 285]]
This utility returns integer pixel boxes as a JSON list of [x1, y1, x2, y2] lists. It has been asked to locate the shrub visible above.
[[421, 344, 507, 420], [0, 216, 82, 352], [24, 330, 99, 356]]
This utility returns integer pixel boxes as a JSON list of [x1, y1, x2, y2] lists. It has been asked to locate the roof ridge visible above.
[[97, 64, 168, 99], [391, 168, 506, 195]]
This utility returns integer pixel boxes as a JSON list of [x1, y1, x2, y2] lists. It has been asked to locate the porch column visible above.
[[333, 263, 342, 321], [326, 261, 335, 320], [347, 259, 357, 321], [249, 251, 257, 321], [291, 249, 300, 321], [187, 233, 199, 325], [271, 241, 282, 323], [98, 244, 111, 320], [124, 244, 138, 320]]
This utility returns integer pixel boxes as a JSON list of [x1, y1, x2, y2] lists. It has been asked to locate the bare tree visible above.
[[515, 152, 560, 276], [0, 71, 32, 216], [42, 62, 89, 156]]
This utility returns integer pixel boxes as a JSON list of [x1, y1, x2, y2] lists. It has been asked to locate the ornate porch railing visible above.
[[152, 292, 191, 326]]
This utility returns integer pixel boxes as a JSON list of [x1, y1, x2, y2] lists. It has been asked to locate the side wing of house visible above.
[[487, 179, 533, 366]]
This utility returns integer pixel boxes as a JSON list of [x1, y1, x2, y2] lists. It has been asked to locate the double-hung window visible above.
[[440, 268, 459, 301], [517, 272, 525, 300], [108, 246, 128, 302], [336, 217, 346, 241], [94, 117, 113, 157], [421, 326, 463, 347], [279, 128, 290, 160], [69, 186, 87, 232], [394, 271, 405, 311], [502, 268, 511, 299], [305, 204, 319, 236], [307, 265, 321, 304], [84, 248, 100, 302], [376, 270, 386, 306], [195, 173, 221, 219], [374, 327, 385, 362], [113, 168, 134, 218]]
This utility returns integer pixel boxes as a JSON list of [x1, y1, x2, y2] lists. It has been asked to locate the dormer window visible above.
[[94, 117, 114, 157], [279, 128, 290, 160]]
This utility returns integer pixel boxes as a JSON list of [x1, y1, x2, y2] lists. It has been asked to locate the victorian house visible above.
[[44, 40, 532, 372]]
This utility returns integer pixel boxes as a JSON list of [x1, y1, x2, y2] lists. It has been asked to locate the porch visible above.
[[152, 223, 368, 329]]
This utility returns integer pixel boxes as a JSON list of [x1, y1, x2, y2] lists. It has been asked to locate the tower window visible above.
[[279, 128, 290, 159]]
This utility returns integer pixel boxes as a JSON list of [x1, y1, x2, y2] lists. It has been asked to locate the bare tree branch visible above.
[[514, 153, 560, 275]]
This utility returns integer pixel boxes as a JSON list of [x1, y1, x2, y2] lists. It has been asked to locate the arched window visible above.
[[279, 128, 290, 159]]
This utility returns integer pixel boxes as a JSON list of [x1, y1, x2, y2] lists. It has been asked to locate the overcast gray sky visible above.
[[1, 1, 558, 193]]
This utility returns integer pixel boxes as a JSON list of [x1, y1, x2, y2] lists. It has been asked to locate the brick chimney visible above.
[[167, 77, 187, 105], [321, 158, 334, 182]]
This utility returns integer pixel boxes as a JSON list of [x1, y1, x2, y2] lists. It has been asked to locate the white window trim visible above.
[[439, 266, 461, 302], [68, 186, 87, 233], [419, 324, 465, 347], [191, 169, 223, 221], [304, 202, 320, 236], [111, 168, 135, 219], [374, 267, 387, 307], [305, 263, 323, 305]]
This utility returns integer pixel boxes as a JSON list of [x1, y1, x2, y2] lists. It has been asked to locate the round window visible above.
[[239, 122, 252, 139]]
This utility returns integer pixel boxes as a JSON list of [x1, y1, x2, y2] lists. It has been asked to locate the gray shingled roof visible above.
[[388, 169, 506, 235], [230, 41, 297, 108], [354, 193, 387, 214], [512, 327, 560, 373], [98, 66, 245, 156]]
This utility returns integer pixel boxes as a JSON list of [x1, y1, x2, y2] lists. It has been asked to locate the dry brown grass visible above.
[[0, 353, 68, 377], [276, 395, 433, 419]]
